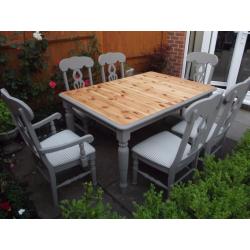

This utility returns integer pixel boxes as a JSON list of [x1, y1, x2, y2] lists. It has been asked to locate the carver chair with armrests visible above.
[[1, 88, 97, 208]]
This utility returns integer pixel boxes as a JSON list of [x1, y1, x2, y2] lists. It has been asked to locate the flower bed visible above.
[[0, 158, 38, 219]]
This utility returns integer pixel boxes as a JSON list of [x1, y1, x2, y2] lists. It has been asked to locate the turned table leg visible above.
[[116, 131, 131, 191]]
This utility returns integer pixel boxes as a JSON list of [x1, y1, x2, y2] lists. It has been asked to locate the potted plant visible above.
[[0, 99, 18, 143], [124, 63, 135, 77]]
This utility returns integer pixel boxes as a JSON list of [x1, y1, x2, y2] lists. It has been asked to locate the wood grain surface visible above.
[[61, 71, 215, 125]]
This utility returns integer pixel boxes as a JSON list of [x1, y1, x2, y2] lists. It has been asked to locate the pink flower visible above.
[[85, 79, 90, 86], [0, 201, 11, 211], [49, 81, 57, 89]]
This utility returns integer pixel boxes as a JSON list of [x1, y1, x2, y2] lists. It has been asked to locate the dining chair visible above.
[[98, 52, 126, 82], [132, 93, 222, 194], [0, 88, 97, 208], [171, 77, 250, 155], [59, 56, 94, 133], [185, 52, 219, 84]]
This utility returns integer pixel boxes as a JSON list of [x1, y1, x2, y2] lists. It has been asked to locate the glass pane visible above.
[[212, 31, 237, 82], [237, 33, 250, 82]]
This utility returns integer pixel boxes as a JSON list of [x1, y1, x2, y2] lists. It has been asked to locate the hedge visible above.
[[133, 130, 250, 219]]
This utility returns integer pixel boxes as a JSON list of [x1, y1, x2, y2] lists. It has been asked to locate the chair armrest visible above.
[[39, 134, 94, 154], [32, 113, 62, 130]]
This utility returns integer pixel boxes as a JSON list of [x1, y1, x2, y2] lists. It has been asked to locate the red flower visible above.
[[49, 81, 57, 89], [85, 79, 90, 86], [0, 201, 11, 211]]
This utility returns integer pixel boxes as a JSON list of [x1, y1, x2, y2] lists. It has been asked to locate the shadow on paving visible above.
[[5, 113, 239, 218]]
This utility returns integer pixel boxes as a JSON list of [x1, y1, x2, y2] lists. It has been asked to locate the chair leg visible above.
[[192, 154, 199, 169], [132, 156, 138, 185], [48, 170, 58, 208], [167, 171, 175, 196], [90, 155, 97, 186], [83, 118, 88, 134]]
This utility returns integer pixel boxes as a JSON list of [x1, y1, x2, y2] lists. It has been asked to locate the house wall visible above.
[[165, 31, 187, 77]]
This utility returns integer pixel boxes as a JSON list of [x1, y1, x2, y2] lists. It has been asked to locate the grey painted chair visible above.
[[185, 52, 218, 84], [98, 52, 126, 82], [59, 56, 94, 90], [132, 93, 222, 193], [171, 77, 250, 155], [59, 56, 94, 133], [0, 88, 97, 208]]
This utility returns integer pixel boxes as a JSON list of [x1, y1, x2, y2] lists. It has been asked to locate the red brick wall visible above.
[[166, 31, 186, 77]]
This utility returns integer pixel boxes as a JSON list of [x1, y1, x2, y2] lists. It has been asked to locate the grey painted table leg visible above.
[[116, 131, 131, 191], [63, 101, 75, 131]]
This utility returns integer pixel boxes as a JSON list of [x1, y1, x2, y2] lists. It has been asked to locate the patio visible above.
[[0, 31, 250, 219], [3, 108, 249, 218]]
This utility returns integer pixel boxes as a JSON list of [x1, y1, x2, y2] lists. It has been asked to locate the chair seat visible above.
[[171, 117, 218, 142], [132, 131, 191, 168], [41, 130, 95, 167]]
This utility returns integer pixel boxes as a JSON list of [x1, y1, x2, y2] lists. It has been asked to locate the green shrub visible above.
[[0, 99, 15, 133], [133, 129, 250, 219], [0, 171, 37, 218], [60, 182, 121, 219], [133, 184, 167, 219]]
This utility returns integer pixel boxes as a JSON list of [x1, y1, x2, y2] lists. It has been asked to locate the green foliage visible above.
[[0, 171, 37, 219], [60, 182, 121, 219], [133, 130, 250, 219], [0, 99, 15, 133], [2, 35, 49, 101]]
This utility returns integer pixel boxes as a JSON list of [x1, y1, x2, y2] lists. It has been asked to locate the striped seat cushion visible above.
[[40, 130, 95, 167], [132, 131, 191, 168]]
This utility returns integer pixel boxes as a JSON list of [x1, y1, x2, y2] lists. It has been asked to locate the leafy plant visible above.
[[133, 129, 250, 219], [0, 99, 15, 133], [60, 182, 121, 219], [133, 184, 169, 219], [2, 32, 49, 101], [0, 171, 37, 219], [147, 44, 169, 73]]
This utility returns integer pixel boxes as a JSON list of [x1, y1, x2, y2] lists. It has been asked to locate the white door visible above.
[[204, 31, 250, 104]]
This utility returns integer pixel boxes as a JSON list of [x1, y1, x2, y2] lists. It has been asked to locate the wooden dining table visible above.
[[59, 71, 215, 190]]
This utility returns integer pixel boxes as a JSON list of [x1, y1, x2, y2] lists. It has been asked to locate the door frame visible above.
[[201, 31, 248, 88]]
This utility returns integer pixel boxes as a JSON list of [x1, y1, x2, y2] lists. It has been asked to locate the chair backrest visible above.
[[185, 52, 218, 84], [98, 52, 126, 82], [59, 56, 94, 90], [173, 93, 222, 167], [210, 77, 250, 144], [0, 89, 40, 157]]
